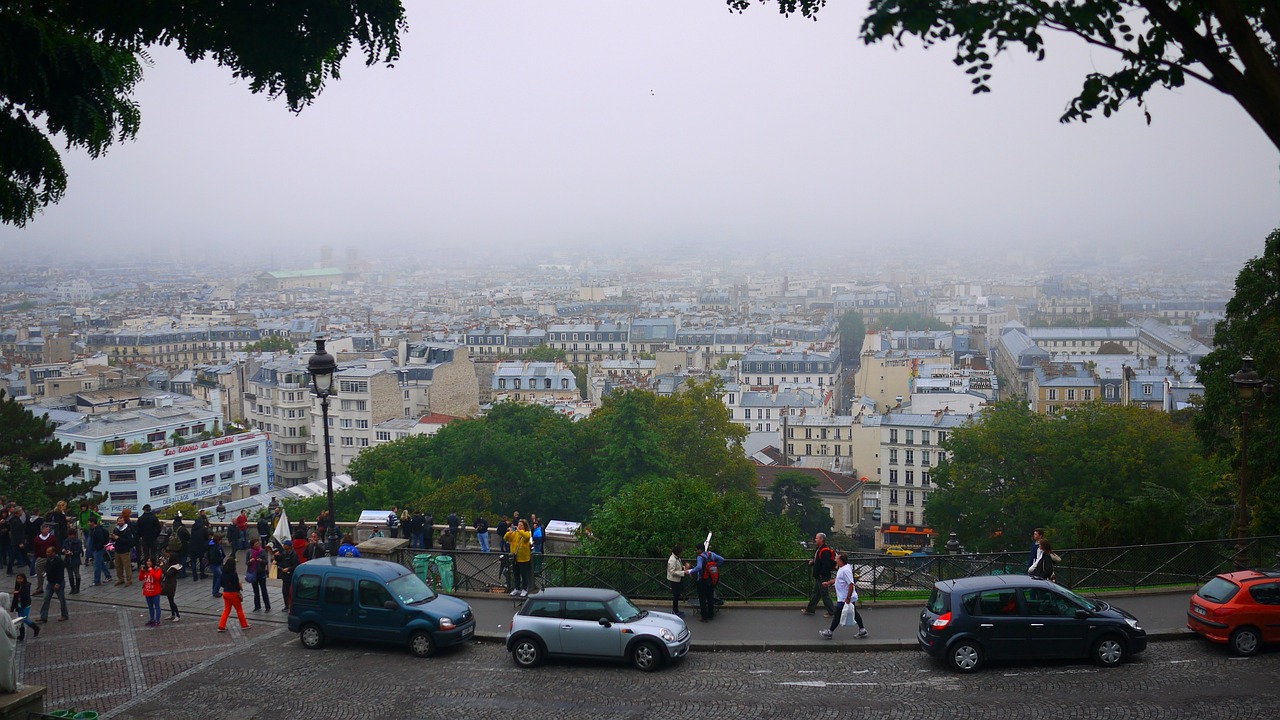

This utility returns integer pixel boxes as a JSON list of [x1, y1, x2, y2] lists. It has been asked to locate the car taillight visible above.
[[931, 612, 952, 629]]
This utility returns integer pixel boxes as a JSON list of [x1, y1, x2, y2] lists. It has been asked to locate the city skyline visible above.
[[1, 1, 1276, 264]]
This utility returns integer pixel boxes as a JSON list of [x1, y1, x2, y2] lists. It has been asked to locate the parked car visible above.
[[506, 587, 690, 671], [918, 575, 1147, 672], [288, 557, 475, 657], [1187, 569, 1280, 656], [883, 545, 913, 557]]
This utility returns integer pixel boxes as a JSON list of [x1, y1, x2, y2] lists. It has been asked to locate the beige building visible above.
[[855, 350, 953, 413], [753, 465, 866, 534]]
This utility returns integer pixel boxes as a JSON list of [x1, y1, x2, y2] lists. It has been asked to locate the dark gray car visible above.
[[505, 587, 690, 671], [918, 575, 1147, 672]]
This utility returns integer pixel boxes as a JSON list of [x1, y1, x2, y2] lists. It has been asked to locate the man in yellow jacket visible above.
[[504, 520, 533, 597]]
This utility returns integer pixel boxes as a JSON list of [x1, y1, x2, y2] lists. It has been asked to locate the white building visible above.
[[876, 411, 973, 549], [56, 407, 271, 516]]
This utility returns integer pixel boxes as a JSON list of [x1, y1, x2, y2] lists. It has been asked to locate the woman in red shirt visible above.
[[139, 558, 163, 626]]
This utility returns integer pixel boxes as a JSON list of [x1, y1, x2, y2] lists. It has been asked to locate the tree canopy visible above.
[[1194, 229, 1280, 536], [837, 310, 866, 366], [0, 1, 407, 226], [926, 400, 1226, 551], [0, 389, 88, 510], [732, 0, 1280, 153], [763, 470, 834, 538]]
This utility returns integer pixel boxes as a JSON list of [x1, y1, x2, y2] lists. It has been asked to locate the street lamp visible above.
[[1230, 356, 1277, 568], [308, 337, 339, 557]]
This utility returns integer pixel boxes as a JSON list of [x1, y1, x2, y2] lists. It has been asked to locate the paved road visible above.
[[11, 558, 1258, 718]]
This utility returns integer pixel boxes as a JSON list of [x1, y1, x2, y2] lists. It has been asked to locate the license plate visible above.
[[1193, 605, 1206, 616], [462, 625, 474, 636]]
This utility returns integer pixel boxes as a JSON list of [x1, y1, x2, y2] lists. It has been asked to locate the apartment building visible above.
[[491, 361, 578, 404], [86, 326, 261, 369], [244, 357, 314, 487], [546, 322, 629, 363], [1029, 362, 1100, 414], [737, 347, 839, 389], [877, 411, 971, 549], [397, 341, 480, 420], [309, 362, 402, 475], [782, 413, 879, 475], [56, 407, 270, 516]]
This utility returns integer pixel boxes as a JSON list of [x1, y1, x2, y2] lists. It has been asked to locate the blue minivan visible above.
[[288, 557, 475, 657]]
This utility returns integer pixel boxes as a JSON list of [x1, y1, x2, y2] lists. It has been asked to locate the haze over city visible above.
[[1, 0, 1276, 267]]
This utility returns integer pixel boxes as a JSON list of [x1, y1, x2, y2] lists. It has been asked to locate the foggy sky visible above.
[[2, 1, 1277, 267]]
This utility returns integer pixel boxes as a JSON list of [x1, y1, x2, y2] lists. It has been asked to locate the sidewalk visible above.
[[58, 552, 1198, 652]]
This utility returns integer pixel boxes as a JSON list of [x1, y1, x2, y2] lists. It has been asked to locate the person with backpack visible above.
[[160, 550, 183, 622], [802, 532, 837, 618], [686, 542, 725, 622]]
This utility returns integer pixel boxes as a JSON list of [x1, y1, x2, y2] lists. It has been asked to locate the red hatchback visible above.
[[1187, 569, 1280, 656]]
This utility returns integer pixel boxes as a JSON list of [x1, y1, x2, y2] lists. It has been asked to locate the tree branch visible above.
[[1040, 18, 1218, 89]]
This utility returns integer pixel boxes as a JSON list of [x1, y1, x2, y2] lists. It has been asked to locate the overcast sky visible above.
[[3, 1, 1277, 269]]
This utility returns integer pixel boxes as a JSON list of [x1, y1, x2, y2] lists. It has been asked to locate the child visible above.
[[9, 574, 39, 640], [139, 558, 163, 626]]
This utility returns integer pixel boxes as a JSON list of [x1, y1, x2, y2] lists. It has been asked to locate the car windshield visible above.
[[1197, 577, 1240, 603], [388, 573, 437, 605], [926, 587, 949, 615], [605, 594, 645, 622], [1046, 582, 1101, 612]]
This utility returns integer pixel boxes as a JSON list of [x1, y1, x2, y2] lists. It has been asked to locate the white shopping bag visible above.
[[840, 604, 856, 627]]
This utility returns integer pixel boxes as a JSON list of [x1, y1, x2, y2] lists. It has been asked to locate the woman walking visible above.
[[8, 575, 38, 641], [161, 550, 183, 622], [138, 558, 163, 627], [666, 544, 687, 616], [207, 533, 226, 598], [217, 556, 250, 633], [247, 540, 271, 612]]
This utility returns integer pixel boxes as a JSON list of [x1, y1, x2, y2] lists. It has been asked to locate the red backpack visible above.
[[700, 552, 719, 585]]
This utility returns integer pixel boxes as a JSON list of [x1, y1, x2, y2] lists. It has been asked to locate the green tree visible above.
[[1, 2, 407, 226], [586, 390, 673, 499], [837, 310, 866, 366], [522, 345, 567, 362], [927, 400, 1223, 550], [763, 470, 834, 538], [652, 379, 755, 494], [579, 476, 803, 559], [732, 0, 1280, 153], [869, 313, 949, 332], [0, 389, 86, 508], [243, 336, 295, 353], [1195, 229, 1280, 536]]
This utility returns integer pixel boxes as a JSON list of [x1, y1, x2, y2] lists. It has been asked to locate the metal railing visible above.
[[385, 535, 1280, 602]]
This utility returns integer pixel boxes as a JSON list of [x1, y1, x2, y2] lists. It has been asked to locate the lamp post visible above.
[[1229, 356, 1276, 569], [308, 337, 339, 557]]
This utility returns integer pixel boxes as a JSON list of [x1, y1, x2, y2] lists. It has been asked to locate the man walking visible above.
[[111, 516, 136, 586], [31, 523, 57, 595], [820, 553, 868, 640], [38, 546, 69, 623], [474, 515, 490, 553], [801, 532, 837, 618], [87, 518, 112, 585]]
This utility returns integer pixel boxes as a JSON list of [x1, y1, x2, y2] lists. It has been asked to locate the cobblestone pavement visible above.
[[21, 614, 1280, 720]]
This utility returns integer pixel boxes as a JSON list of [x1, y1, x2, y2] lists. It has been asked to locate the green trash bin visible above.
[[72, 712, 100, 720], [434, 555, 454, 593]]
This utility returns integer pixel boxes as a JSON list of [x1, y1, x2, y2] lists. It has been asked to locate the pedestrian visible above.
[[86, 518, 112, 586], [474, 515, 490, 553], [139, 557, 163, 626], [49, 501, 70, 544], [303, 531, 326, 560], [189, 517, 209, 581], [5, 508, 25, 576], [1027, 528, 1044, 570], [256, 513, 271, 546], [136, 504, 161, 564], [438, 527, 455, 551], [496, 516, 509, 553], [504, 520, 532, 597], [802, 532, 837, 618], [406, 510, 424, 548], [161, 550, 183, 622], [291, 530, 308, 560], [386, 506, 400, 539], [686, 543, 724, 622], [821, 552, 869, 640], [273, 541, 298, 612], [337, 534, 361, 558], [422, 511, 435, 549], [247, 540, 271, 611], [172, 516, 191, 579], [1029, 538, 1057, 581], [217, 556, 250, 632], [666, 544, 687, 616], [31, 523, 57, 595], [207, 533, 226, 598], [38, 546, 68, 623], [234, 511, 250, 551], [9, 574, 38, 640], [61, 529, 82, 594], [110, 516, 136, 586]]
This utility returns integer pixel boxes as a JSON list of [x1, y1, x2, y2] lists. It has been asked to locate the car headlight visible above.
[[659, 628, 675, 642], [1125, 618, 1142, 631], [439, 617, 456, 630]]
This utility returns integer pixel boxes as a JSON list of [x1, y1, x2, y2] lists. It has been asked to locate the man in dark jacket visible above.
[[802, 532, 837, 617], [38, 546, 69, 622], [189, 519, 210, 581], [6, 508, 27, 574], [136, 505, 162, 564], [87, 518, 112, 585], [111, 517, 136, 585], [273, 542, 299, 611]]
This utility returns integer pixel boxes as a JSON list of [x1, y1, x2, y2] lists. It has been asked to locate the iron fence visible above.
[[385, 535, 1280, 603]]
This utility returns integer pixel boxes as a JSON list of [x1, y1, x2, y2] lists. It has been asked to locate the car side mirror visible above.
[[1075, 609, 1090, 619], [598, 617, 612, 627], [384, 600, 398, 610]]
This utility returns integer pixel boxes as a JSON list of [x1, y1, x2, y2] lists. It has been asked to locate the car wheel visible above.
[[631, 640, 662, 672], [948, 640, 983, 673], [1229, 626, 1261, 657], [1092, 635, 1125, 667], [410, 630, 437, 658], [511, 636, 544, 668], [299, 623, 325, 650]]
